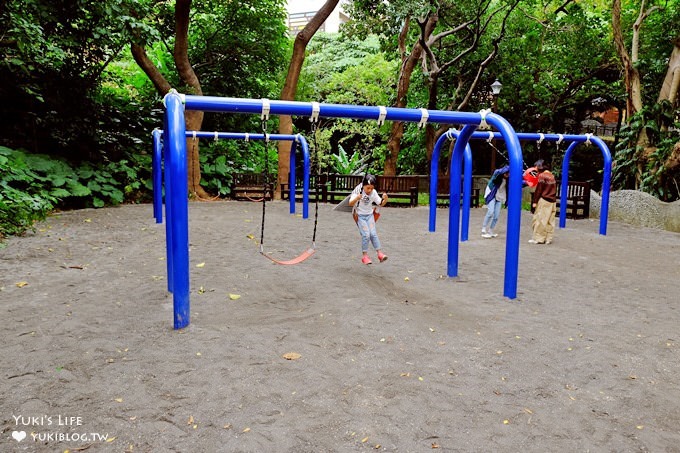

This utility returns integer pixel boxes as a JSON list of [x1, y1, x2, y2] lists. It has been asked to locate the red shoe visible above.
[[377, 251, 388, 262], [361, 255, 372, 265]]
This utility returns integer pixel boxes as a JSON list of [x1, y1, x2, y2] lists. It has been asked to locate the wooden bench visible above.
[[280, 174, 331, 202], [556, 181, 590, 219], [434, 176, 480, 208], [375, 175, 419, 207], [230, 173, 275, 201], [282, 174, 419, 207]]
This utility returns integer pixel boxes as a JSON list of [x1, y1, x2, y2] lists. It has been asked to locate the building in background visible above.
[[286, 0, 349, 35]]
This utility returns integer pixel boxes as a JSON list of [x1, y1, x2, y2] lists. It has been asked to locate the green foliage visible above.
[[613, 101, 680, 201], [298, 34, 397, 174], [0, 146, 152, 239], [330, 145, 369, 175]]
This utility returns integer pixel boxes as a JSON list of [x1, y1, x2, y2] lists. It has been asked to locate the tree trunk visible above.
[[174, 0, 210, 199], [612, 0, 660, 185], [384, 17, 436, 176], [277, 0, 339, 198], [132, 1, 209, 198], [658, 37, 680, 105]]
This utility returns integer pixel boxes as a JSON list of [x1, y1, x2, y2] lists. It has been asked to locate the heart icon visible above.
[[12, 431, 26, 442]]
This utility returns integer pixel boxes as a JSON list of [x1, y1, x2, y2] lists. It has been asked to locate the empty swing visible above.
[[258, 103, 320, 265]]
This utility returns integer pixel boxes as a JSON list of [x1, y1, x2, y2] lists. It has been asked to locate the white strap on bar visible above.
[[310, 102, 320, 123], [295, 133, 301, 143], [478, 109, 491, 130], [265, 133, 270, 143], [261, 98, 270, 121], [537, 133, 545, 144], [245, 133, 250, 142], [192, 131, 197, 141], [557, 134, 564, 145], [445, 128, 455, 140], [377, 106, 387, 126], [214, 131, 219, 142], [418, 108, 429, 128], [585, 133, 592, 145], [487, 131, 494, 143]]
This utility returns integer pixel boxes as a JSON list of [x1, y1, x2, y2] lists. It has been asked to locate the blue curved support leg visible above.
[[447, 125, 476, 277], [461, 143, 473, 242], [164, 92, 190, 329], [559, 142, 579, 229], [152, 129, 163, 224], [487, 114, 523, 299], [429, 132, 451, 232], [288, 141, 296, 215]]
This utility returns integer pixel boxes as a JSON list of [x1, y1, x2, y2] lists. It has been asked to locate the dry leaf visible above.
[[432, 443, 440, 449], [246, 234, 255, 239], [16, 281, 29, 288], [196, 262, 205, 268], [114, 398, 123, 403], [282, 352, 301, 360], [187, 416, 194, 425], [243, 427, 251, 433], [503, 420, 509, 424], [361, 437, 369, 443], [229, 294, 241, 300], [404, 277, 410, 281], [106, 437, 116, 443]]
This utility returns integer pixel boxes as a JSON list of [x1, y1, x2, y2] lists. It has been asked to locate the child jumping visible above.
[[348, 174, 388, 265]]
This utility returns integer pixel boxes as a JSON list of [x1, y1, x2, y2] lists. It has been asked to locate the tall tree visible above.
[[612, 0, 680, 197], [131, 0, 288, 198], [131, 0, 208, 198], [276, 0, 339, 197]]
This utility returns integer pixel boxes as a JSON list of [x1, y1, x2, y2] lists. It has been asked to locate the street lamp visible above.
[[490, 79, 502, 112], [489, 79, 502, 171]]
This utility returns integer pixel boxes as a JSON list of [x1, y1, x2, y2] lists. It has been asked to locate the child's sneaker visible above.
[[377, 251, 388, 262], [482, 232, 492, 238], [489, 230, 498, 237], [481, 228, 487, 236], [361, 255, 373, 265]]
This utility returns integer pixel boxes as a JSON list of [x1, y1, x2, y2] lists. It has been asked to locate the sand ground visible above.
[[1, 200, 679, 452]]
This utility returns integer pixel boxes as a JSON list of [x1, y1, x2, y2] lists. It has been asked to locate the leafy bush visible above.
[[0, 147, 152, 240]]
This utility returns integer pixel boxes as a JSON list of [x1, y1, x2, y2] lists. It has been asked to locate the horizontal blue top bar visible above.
[[457, 130, 601, 143], [181, 95, 487, 126]]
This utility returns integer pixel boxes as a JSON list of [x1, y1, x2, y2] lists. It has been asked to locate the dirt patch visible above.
[[1, 201, 679, 452]]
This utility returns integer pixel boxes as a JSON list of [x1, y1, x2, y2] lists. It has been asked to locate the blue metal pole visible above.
[[447, 125, 476, 277], [162, 120, 173, 294], [164, 91, 190, 329], [429, 129, 473, 236], [485, 114, 523, 299], [152, 129, 163, 224], [429, 134, 448, 232], [182, 95, 487, 127], [288, 140, 296, 215], [559, 142, 580, 229], [461, 138, 473, 242], [590, 136, 612, 236], [298, 136, 311, 219]]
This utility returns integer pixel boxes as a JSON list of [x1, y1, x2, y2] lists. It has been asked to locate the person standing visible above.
[[349, 174, 389, 264], [529, 159, 557, 244], [481, 165, 509, 238]]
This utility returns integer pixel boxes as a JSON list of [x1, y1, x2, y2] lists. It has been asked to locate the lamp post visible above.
[[489, 79, 502, 172]]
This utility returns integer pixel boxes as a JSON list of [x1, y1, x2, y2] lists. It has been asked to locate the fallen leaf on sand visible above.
[[187, 415, 194, 425], [229, 294, 241, 300], [196, 262, 205, 268], [282, 352, 301, 360], [16, 281, 29, 288]]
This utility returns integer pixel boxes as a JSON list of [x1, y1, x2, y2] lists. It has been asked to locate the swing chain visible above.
[[259, 119, 270, 251]]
